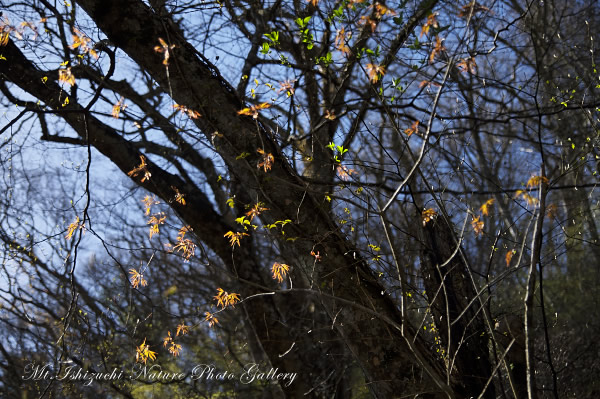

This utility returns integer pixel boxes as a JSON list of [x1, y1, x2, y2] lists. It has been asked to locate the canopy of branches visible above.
[[1, 0, 599, 398]]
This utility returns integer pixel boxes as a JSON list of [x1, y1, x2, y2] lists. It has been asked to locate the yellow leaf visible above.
[[257, 148, 274, 172], [224, 231, 249, 247], [213, 288, 241, 308], [129, 268, 148, 289], [238, 102, 271, 119], [366, 63, 385, 83], [176, 322, 189, 336], [479, 198, 495, 216], [420, 12, 439, 37], [471, 215, 484, 236], [422, 208, 437, 226], [204, 311, 219, 327], [65, 216, 84, 239], [271, 262, 290, 283], [58, 67, 75, 86], [526, 175, 549, 189], [128, 155, 151, 182], [112, 97, 126, 118], [135, 338, 156, 364], [171, 186, 186, 205]]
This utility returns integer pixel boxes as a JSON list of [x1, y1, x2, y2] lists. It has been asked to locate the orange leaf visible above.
[[515, 190, 539, 207], [112, 97, 127, 119], [176, 323, 189, 336], [129, 268, 148, 289], [245, 202, 269, 221], [238, 102, 271, 119], [69, 28, 98, 59], [58, 67, 76, 87], [324, 109, 336, 120], [404, 120, 420, 137], [213, 288, 241, 309], [526, 175, 549, 189], [479, 198, 495, 216], [271, 262, 290, 283], [419, 80, 442, 89], [163, 331, 172, 347], [257, 148, 274, 172], [171, 185, 186, 205], [147, 212, 166, 239], [429, 35, 446, 64], [374, 3, 397, 18], [334, 28, 351, 55], [336, 165, 357, 181], [278, 80, 296, 96], [204, 312, 219, 327], [128, 155, 151, 182], [224, 231, 249, 247], [154, 37, 176, 66], [505, 250, 516, 267], [457, 57, 477, 74], [366, 63, 386, 83], [173, 103, 201, 119], [422, 208, 437, 226], [471, 215, 484, 236], [420, 12, 439, 37], [310, 250, 322, 262], [141, 195, 160, 216], [358, 16, 378, 33]]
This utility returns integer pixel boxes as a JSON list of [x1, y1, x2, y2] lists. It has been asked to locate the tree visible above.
[[1, 0, 599, 398]]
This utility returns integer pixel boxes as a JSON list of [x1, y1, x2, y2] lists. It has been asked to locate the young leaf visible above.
[[271, 262, 290, 283], [479, 198, 495, 216]]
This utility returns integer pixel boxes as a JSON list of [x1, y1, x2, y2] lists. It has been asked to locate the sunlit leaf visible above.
[[224, 231, 249, 247], [505, 250, 516, 267], [245, 202, 269, 221], [58, 67, 75, 87], [257, 148, 274, 172], [154, 37, 176, 66], [479, 198, 495, 216], [65, 216, 84, 240], [526, 175, 549, 189], [366, 63, 385, 83], [135, 338, 156, 364], [129, 268, 148, 289], [238, 102, 271, 119], [457, 57, 477, 74], [429, 35, 446, 64], [420, 12, 439, 37], [176, 322, 189, 336], [112, 97, 126, 119], [141, 195, 160, 216], [271, 262, 290, 283], [204, 312, 219, 327], [213, 288, 241, 309], [404, 120, 419, 137], [127, 155, 151, 182], [471, 215, 484, 236], [422, 208, 437, 226], [147, 212, 166, 239]]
